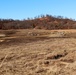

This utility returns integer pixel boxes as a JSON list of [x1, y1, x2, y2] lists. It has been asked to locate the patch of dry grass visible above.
[[0, 29, 76, 75]]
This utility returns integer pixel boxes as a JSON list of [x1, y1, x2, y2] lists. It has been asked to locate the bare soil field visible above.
[[0, 29, 76, 75]]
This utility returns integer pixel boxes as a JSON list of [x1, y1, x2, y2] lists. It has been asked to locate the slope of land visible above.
[[0, 15, 76, 30], [0, 29, 76, 75]]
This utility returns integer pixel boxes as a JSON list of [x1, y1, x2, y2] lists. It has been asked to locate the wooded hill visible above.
[[0, 15, 76, 30]]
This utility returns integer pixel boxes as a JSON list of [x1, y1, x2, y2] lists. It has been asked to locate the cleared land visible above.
[[0, 29, 76, 75]]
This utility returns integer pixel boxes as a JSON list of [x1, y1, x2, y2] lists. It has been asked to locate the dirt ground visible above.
[[0, 29, 76, 75]]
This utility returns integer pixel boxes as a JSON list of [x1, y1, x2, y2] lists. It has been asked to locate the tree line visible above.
[[0, 15, 76, 30]]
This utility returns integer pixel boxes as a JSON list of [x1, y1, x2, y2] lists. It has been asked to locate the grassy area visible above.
[[0, 29, 76, 75]]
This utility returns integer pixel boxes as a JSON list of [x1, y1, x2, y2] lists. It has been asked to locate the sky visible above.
[[0, 0, 76, 20]]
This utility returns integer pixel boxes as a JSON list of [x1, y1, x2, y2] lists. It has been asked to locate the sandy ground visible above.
[[0, 29, 76, 75]]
